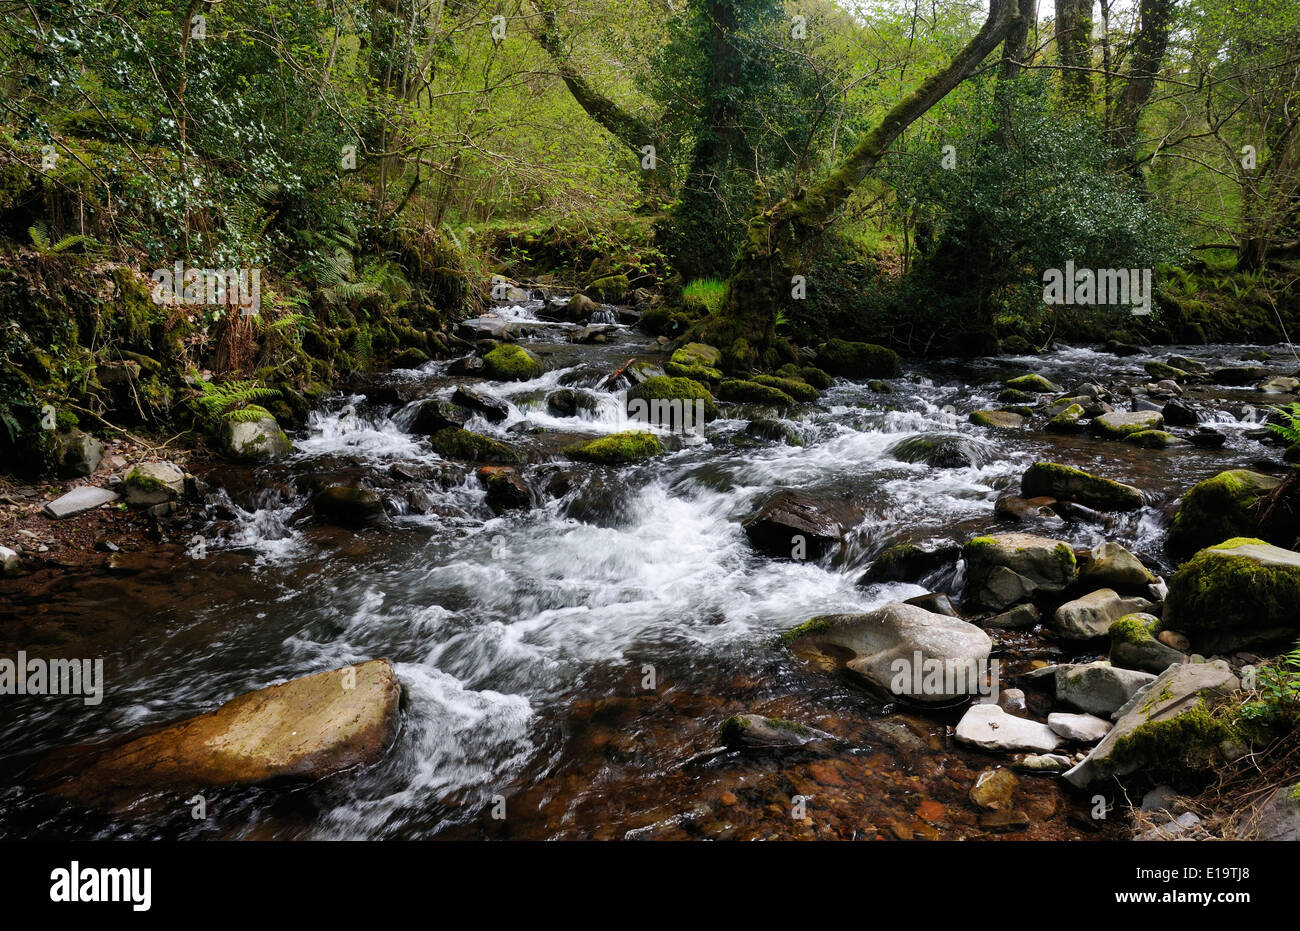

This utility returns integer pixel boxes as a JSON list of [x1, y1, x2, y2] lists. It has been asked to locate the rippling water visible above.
[[1, 305, 1293, 840]]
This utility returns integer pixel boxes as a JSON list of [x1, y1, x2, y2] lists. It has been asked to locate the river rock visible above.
[[1161, 399, 1200, 426], [782, 604, 992, 702], [744, 490, 860, 560], [969, 410, 1026, 429], [981, 603, 1041, 629], [483, 344, 543, 381], [1189, 426, 1227, 449], [902, 592, 959, 617], [1090, 410, 1164, 438], [969, 767, 1018, 809], [35, 659, 402, 807], [41, 485, 120, 519], [1235, 784, 1300, 841], [861, 542, 960, 584], [817, 339, 899, 378], [121, 461, 185, 506], [1165, 470, 1281, 558], [545, 388, 600, 418], [451, 386, 510, 423], [220, 416, 292, 462], [720, 714, 835, 750], [962, 532, 1077, 611], [478, 466, 531, 512], [1258, 375, 1300, 393], [1063, 660, 1240, 786], [1110, 613, 1188, 672], [408, 399, 469, 435], [0, 545, 19, 575], [1046, 404, 1085, 433], [1079, 541, 1156, 589], [1005, 374, 1061, 393], [1047, 712, 1112, 742], [1055, 661, 1157, 715], [888, 432, 994, 468], [955, 704, 1063, 752], [314, 484, 385, 523], [1164, 538, 1300, 648], [1021, 462, 1142, 511], [58, 429, 104, 476], [1052, 588, 1155, 640]]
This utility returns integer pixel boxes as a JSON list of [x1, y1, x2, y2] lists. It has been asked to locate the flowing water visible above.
[[1, 300, 1295, 840]]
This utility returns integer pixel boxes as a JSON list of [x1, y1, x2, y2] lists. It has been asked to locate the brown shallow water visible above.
[[0, 320, 1294, 840]]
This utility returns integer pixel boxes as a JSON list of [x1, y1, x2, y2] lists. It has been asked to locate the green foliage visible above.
[[191, 378, 279, 428], [1266, 404, 1300, 445], [1238, 641, 1300, 727]]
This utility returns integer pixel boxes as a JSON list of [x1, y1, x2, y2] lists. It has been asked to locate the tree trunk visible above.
[[700, 0, 1022, 364], [1054, 0, 1094, 106], [1109, 0, 1174, 157]]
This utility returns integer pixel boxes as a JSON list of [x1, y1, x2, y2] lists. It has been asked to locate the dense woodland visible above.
[[0, 0, 1297, 466]]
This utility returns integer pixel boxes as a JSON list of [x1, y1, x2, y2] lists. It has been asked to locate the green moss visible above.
[[965, 536, 996, 551], [1005, 373, 1060, 393], [1167, 470, 1280, 558], [1110, 703, 1238, 776], [751, 374, 820, 402], [718, 379, 795, 406], [818, 339, 899, 378], [763, 717, 814, 735], [123, 469, 168, 493], [627, 376, 719, 420], [1054, 543, 1078, 575], [567, 430, 663, 464], [483, 344, 543, 381], [1124, 429, 1185, 448], [428, 428, 522, 464], [1110, 612, 1162, 646], [779, 616, 834, 644], [777, 363, 833, 390], [1145, 360, 1188, 380], [969, 410, 1025, 428], [670, 342, 722, 368], [586, 274, 629, 302], [1165, 538, 1300, 631], [1021, 461, 1142, 510], [663, 361, 723, 382], [999, 388, 1037, 404]]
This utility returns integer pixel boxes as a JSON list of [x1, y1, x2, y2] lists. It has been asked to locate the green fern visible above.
[[1265, 403, 1300, 444], [28, 221, 89, 255], [192, 378, 279, 426]]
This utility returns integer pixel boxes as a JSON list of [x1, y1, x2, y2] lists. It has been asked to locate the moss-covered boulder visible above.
[[121, 461, 185, 506], [1005, 373, 1061, 393], [627, 375, 718, 426], [1109, 613, 1187, 673], [671, 342, 723, 368], [1145, 360, 1188, 380], [718, 379, 795, 406], [777, 363, 833, 389], [888, 433, 993, 469], [1021, 462, 1143, 511], [1052, 588, 1155, 640], [1046, 403, 1085, 433], [483, 344, 543, 381], [586, 274, 629, 303], [970, 409, 1026, 429], [962, 532, 1078, 611], [428, 428, 523, 464], [220, 415, 293, 463], [744, 418, 804, 446], [1164, 538, 1300, 644], [1123, 429, 1188, 449], [1166, 470, 1281, 558], [751, 374, 820, 402], [1063, 661, 1240, 786], [1080, 541, 1156, 589], [664, 360, 723, 382], [567, 431, 663, 464], [817, 339, 899, 378], [1090, 410, 1164, 438], [998, 388, 1038, 404]]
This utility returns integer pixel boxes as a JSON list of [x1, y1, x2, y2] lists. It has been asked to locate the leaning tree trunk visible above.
[[1109, 0, 1175, 159], [1054, 0, 1094, 106], [700, 0, 1022, 364]]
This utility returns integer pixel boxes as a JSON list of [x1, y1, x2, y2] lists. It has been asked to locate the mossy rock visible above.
[[1005, 374, 1061, 393], [1164, 538, 1300, 634], [567, 430, 663, 464], [1123, 429, 1188, 449], [817, 339, 899, 379], [664, 361, 723, 382], [586, 274, 629, 303], [751, 374, 820, 402], [861, 542, 960, 583], [1090, 410, 1163, 438], [428, 428, 523, 464], [998, 388, 1038, 404], [627, 376, 719, 422], [1046, 403, 1085, 433], [1166, 470, 1281, 559], [1021, 461, 1142, 511], [718, 379, 795, 406], [670, 342, 723, 368], [744, 417, 804, 446], [970, 409, 1026, 429], [776, 363, 833, 390], [1145, 360, 1188, 380], [483, 344, 543, 381]]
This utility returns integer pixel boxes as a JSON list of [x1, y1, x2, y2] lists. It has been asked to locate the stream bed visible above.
[[2, 301, 1295, 840]]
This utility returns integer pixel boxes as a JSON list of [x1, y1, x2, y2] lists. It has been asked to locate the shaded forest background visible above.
[[0, 0, 1297, 474]]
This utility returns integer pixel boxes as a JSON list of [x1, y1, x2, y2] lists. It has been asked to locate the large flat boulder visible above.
[[783, 603, 992, 702], [962, 532, 1077, 611], [1064, 661, 1239, 787], [35, 659, 402, 807], [1164, 538, 1300, 649], [1055, 661, 1157, 715], [955, 704, 1063, 752], [41, 485, 119, 519], [1090, 410, 1163, 439]]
